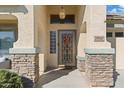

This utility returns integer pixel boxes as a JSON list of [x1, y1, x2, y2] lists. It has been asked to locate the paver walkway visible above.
[[35, 68, 90, 88]]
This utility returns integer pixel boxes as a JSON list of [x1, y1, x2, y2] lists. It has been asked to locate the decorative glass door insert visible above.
[[58, 30, 76, 66]]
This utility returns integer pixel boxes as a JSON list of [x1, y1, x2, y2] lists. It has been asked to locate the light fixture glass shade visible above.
[[59, 6, 65, 19]]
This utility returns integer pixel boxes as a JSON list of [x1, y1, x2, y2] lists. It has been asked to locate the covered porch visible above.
[[0, 5, 114, 87]]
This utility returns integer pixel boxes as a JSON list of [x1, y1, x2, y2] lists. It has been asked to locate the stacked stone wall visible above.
[[10, 54, 39, 87], [77, 59, 85, 72], [85, 54, 114, 87]]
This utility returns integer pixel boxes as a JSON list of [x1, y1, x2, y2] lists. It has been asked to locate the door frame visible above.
[[57, 29, 77, 67]]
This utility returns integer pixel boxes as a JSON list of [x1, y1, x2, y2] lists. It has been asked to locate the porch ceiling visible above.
[[46, 5, 80, 15], [46, 5, 80, 10], [0, 14, 17, 25]]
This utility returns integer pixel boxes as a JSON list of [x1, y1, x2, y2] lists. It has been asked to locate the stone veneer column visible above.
[[84, 48, 115, 87], [9, 48, 39, 87], [76, 56, 85, 72]]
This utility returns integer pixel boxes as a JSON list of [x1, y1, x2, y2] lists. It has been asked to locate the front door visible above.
[[58, 30, 76, 66]]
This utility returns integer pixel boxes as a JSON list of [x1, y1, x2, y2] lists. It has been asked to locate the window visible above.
[[114, 24, 124, 28], [50, 15, 59, 24], [50, 31, 56, 53], [106, 32, 112, 37], [107, 24, 114, 28], [115, 32, 123, 37], [50, 15, 75, 24], [0, 29, 15, 55]]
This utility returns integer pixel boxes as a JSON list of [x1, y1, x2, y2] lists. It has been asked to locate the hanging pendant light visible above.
[[59, 6, 66, 19]]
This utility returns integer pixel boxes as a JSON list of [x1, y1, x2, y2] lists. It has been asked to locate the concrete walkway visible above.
[[35, 68, 90, 88], [114, 69, 124, 88]]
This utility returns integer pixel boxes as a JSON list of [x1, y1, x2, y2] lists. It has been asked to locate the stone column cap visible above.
[[76, 56, 85, 60], [84, 48, 115, 54], [9, 48, 40, 54]]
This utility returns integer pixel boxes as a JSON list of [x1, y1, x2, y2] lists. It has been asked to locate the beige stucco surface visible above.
[[13, 6, 35, 48], [0, 5, 113, 73], [77, 33, 86, 57], [0, 5, 48, 74], [46, 5, 111, 68], [0, 6, 35, 48], [47, 6, 79, 68], [77, 5, 111, 57], [34, 6, 48, 74], [106, 26, 124, 69], [83, 5, 110, 48], [77, 6, 86, 57], [116, 38, 124, 69]]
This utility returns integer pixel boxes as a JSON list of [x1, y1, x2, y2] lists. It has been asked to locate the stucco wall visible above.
[[107, 30, 124, 70], [107, 36, 124, 70], [12, 5, 35, 48], [77, 6, 86, 57], [83, 5, 111, 48], [0, 5, 35, 48], [34, 5, 111, 69], [34, 6, 48, 74], [77, 5, 111, 57], [1, 5, 112, 73], [116, 38, 124, 69], [47, 6, 79, 68], [77, 33, 86, 57]]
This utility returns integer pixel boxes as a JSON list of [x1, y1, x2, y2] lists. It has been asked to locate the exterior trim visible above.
[[84, 48, 115, 54], [9, 48, 40, 54], [76, 56, 85, 61]]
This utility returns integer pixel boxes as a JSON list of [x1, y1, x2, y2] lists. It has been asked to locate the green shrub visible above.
[[0, 70, 23, 88]]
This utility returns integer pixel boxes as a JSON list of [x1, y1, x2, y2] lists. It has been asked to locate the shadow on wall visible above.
[[77, 6, 86, 47], [76, 21, 87, 58], [0, 5, 28, 14], [35, 68, 75, 88], [112, 70, 120, 87], [106, 38, 119, 87], [77, 21, 87, 44], [106, 38, 116, 70]]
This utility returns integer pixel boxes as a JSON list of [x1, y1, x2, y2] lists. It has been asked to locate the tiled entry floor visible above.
[[35, 68, 90, 88]]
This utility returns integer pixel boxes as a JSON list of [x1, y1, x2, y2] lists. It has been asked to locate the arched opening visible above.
[[0, 14, 18, 69]]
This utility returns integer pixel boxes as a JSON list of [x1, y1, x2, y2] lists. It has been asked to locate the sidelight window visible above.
[[50, 31, 56, 53]]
